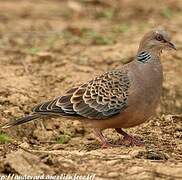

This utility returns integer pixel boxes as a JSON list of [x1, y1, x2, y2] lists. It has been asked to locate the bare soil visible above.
[[0, 0, 181, 179]]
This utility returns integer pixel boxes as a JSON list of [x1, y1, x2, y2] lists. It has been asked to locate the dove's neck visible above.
[[136, 48, 162, 65]]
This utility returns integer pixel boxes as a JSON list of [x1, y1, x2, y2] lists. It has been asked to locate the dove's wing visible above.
[[33, 69, 130, 119]]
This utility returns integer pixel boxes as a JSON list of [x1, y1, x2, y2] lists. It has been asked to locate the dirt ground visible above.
[[0, 0, 182, 179]]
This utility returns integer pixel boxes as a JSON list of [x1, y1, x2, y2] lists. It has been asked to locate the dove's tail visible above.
[[1, 114, 41, 129]]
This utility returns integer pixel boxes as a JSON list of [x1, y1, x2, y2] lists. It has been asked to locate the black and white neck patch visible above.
[[137, 51, 151, 63]]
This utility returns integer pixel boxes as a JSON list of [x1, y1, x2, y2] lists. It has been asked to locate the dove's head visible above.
[[138, 29, 176, 53]]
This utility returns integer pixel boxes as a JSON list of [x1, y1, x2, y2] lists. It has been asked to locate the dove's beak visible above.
[[167, 41, 176, 50]]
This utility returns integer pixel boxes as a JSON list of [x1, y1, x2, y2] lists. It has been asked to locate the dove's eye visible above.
[[155, 34, 163, 41]]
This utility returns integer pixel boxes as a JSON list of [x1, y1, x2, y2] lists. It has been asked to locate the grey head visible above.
[[138, 29, 176, 53], [136, 29, 176, 63]]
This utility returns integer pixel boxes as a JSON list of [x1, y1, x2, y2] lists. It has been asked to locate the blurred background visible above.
[[0, 0, 181, 178]]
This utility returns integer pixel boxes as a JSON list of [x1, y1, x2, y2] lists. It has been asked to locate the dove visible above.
[[1, 29, 176, 148]]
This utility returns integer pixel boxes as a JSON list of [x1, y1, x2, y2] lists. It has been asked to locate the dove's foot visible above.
[[115, 128, 144, 147], [94, 129, 121, 149], [101, 142, 121, 149]]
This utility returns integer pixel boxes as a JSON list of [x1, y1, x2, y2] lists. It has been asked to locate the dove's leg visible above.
[[94, 129, 120, 149], [115, 128, 144, 146]]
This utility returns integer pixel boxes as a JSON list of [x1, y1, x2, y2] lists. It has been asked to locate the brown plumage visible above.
[[1, 29, 176, 148]]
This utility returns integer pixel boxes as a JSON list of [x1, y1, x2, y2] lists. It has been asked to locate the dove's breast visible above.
[[122, 61, 163, 127]]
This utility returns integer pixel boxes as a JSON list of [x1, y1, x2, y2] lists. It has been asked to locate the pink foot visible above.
[[101, 142, 121, 149], [94, 129, 121, 149], [115, 128, 144, 147], [119, 135, 144, 147]]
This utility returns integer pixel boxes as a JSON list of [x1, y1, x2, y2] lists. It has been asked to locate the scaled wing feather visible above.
[[32, 69, 130, 119]]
